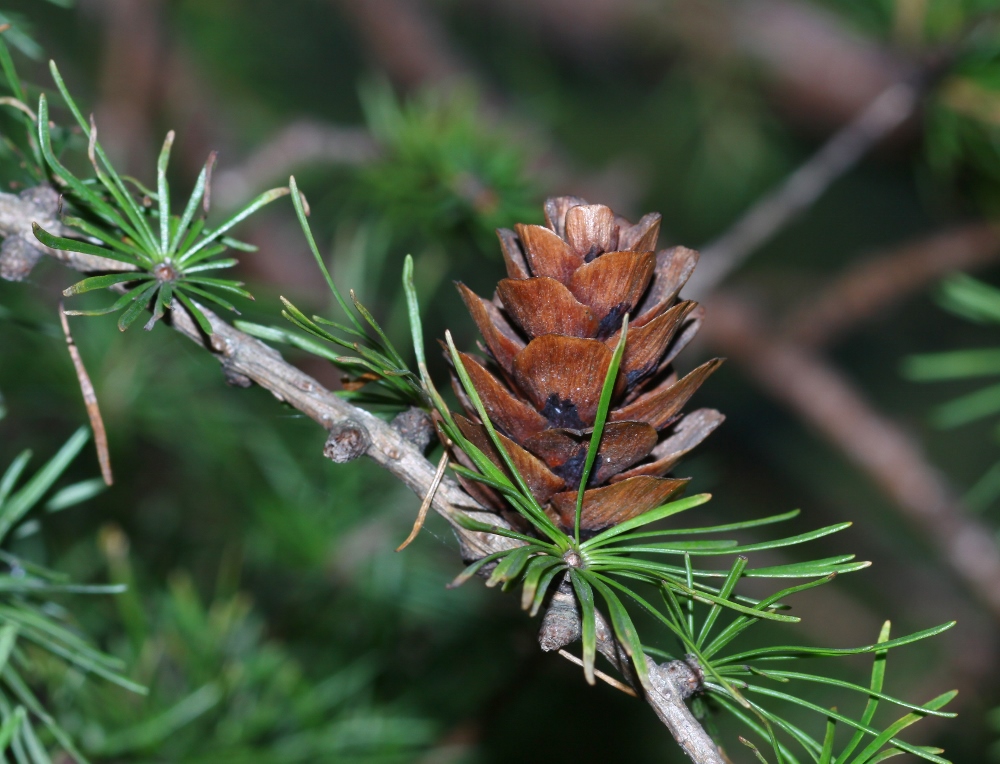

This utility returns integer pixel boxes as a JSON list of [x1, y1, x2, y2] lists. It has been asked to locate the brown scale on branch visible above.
[[448, 196, 725, 533]]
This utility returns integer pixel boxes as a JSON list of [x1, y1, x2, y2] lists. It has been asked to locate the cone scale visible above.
[[450, 197, 724, 533]]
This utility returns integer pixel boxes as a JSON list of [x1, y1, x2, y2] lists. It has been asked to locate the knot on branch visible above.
[[391, 407, 435, 453], [658, 654, 703, 700], [539, 579, 581, 652], [0, 186, 63, 282], [18, 184, 61, 214], [222, 366, 253, 388], [0, 236, 43, 282], [324, 419, 371, 463]]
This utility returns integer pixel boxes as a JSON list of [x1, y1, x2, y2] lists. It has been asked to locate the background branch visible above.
[[212, 122, 380, 209], [687, 82, 919, 299], [784, 223, 1000, 348], [702, 293, 1000, 619]]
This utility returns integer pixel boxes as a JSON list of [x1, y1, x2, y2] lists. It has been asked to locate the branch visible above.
[[333, 0, 472, 90], [0, 189, 725, 764], [686, 82, 919, 299], [540, 582, 724, 764], [0, 186, 131, 280], [212, 121, 380, 208], [468, 0, 911, 131], [784, 223, 1000, 348], [701, 293, 1000, 620]]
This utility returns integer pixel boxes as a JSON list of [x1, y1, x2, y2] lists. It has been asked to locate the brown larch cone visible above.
[[450, 196, 724, 533]]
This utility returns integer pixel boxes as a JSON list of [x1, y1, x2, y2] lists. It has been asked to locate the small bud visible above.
[[324, 420, 371, 463], [391, 407, 435, 452]]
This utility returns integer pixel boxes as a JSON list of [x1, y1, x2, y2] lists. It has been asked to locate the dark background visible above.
[[1, 0, 999, 761]]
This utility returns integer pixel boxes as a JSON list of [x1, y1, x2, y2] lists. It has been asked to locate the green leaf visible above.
[[844, 690, 957, 764], [49, 61, 161, 255], [743, 556, 871, 579], [169, 152, 213, 256], [0, 625, 19, 673], [932, 382, 1000, 428], [520, 556, 562, 611], [3, 666, 90, 760], [0, 706, 25, 754], [32, 224, 145, 268], [237, 322, 348, 365], [530, 563, 564, 617], [156, 130, 174, 254], [179, 243, 231, 270], [607, 524, 851, 556], [0, 451, 31, 507], [717, 621, 955, 666], [182, 186, 289, 261], [0, 427, 88, 544], [731, 683, 955, 763], [445, 331, 564, 542], [486, 545, 541, 587], [181, 259, 239, 274], [448, 510, 545, 546], [184, 277, 253, 299], [729, 668, 954, 718], [61, 216, 146, 257], [117, 281, 159, 331], [448, 550, 511, 588], [569, 570, 596, 685], [904, 348, 1000, 380], [95, 683, 221, 757], [174, 291, 213, 336], [626, 510, 802, 540], [937, 272, 1000, 324], [403, 254, 427, 380], [703, 575, 836, 658], [145, 281, 173, 330], [836, 621, 892, 763], [574, 315, 628, 544], [696, 555, 747, 648], [588, 574, 652, 692], [36, 94, 146, 247], [180, 284, 238, 314], [62, 272, 150, 296], [44, 478, 106, 512], [820, 715, 836, 764], [741, 737, 772, 764], [64, 280, 155, 318], [714, 696, 802, 764], [350, 291, 407, 370], [0, 35, 26, 102], [582, 493, 712, 549], [287, 176, 363, 334], [741, 698, 816, 762]]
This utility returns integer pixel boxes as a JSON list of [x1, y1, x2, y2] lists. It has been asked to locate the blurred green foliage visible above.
[[356, 80, 539, 250], [50, 529, 435, 763]]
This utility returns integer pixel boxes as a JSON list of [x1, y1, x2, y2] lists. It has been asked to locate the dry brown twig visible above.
[[0, 188, 726, 764], [58, 303, 113, 486]]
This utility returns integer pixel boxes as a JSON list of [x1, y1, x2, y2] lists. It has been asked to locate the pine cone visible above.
[[451, 196, 724, 532]]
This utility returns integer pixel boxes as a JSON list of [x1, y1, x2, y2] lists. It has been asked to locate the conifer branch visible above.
[[0, 188, 727, 764]]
